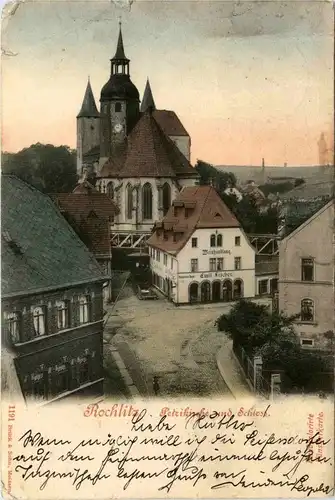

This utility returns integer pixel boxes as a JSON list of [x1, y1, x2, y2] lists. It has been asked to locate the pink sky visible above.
[[2, 1, 334, 166]]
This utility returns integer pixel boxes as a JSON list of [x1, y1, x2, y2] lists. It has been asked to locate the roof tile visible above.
[[147, 185, 240, 254]]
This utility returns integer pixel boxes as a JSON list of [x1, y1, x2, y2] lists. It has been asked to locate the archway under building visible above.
[[200, 281, 211, 302], [212, 281, 221, 302], [189, 282, 199, 303], [222, 280, 233, 302]]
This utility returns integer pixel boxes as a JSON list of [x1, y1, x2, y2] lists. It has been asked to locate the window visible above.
[[107, 182, 114, 199], [171, 259, 174, 270], [301, 339, 314, 348], [126, 184, 133, 219], [301, 258, 314, 281], [234, 257, 241, 270], [209, 258, 224, 271], [6, 312, 20, 343], [217, 234, 223, 247], [191, 259, 198, 272], [235, 236, 241, 246], [300, 299, 314, 322], [115, 102, 121, 112], [162, 183, 171, 216], [33, 307, 46, 336], [163, 232, 168, 240], [173, 234, 177, 242], [56, 301, 69, 330], [185, 208, 192, 218], [164, 254, 168, 266], [142, 183, 153, 220], [210, 234, 216, 247], [258, 279, 268, 295], [192, 237, 198, 248], [209, 258, 216, 271], [79, 296, 91, 324]]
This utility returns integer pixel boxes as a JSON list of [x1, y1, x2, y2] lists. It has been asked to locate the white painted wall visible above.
[[149, 226, 256, 304]]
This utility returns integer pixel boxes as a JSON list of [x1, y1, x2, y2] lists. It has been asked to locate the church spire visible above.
[[140, 78, 156, 113], [112, 22, 129, 62], [77, 78, 100, 118], [110, 22, 130, 76]]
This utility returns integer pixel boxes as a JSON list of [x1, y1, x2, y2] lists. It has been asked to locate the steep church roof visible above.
[[148, 185, 240, 254], [153, 110, 189, 137], [140, 78, 156, 112], [99, 110, 198, 179], [77, 79, 100, 118]]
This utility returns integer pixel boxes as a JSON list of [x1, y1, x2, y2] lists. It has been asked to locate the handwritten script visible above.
[[10, 404, 334, 497]]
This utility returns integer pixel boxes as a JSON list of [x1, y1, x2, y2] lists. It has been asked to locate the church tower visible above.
[[140, 78, 156, 112], [99, 23, 140, 165], [76, 78, 100, 177]]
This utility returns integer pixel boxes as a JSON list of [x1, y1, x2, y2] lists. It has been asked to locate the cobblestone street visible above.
[[104, 285, 237, 397]]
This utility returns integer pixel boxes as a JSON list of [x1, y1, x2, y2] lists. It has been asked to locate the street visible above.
[[104, 285, 235, 397]]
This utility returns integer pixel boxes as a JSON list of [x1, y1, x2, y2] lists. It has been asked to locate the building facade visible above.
[[148, 186, 256, 304], [279, 200, 334, 350], [1, 175, 107, 404]]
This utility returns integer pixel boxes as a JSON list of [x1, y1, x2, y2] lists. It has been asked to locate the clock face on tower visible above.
[[114, 123, 123, 133]]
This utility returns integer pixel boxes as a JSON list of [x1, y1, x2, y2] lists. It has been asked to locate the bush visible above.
[[216, 299, 330, 391]]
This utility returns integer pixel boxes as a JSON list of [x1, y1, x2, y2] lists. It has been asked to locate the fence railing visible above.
[[233, 343, 277, 399]]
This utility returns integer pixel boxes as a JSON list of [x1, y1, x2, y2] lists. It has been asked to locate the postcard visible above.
[[1, 0, 334, 498]]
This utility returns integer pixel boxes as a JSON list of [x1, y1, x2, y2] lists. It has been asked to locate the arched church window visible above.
[[115, 102, 121, 113], [127, 184, 133, 220], [107, 182, 114, 199], [162, 183, 171, 216], [142, 183, 153, 220]]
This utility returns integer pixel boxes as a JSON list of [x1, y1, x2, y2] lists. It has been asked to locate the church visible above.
[[76, 24, 199, 240]]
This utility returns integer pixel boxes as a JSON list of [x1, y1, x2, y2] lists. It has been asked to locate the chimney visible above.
[[284, 162, 287, 168]]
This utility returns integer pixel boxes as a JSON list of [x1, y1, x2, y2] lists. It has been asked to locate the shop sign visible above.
[[202, 249, 232, 256]]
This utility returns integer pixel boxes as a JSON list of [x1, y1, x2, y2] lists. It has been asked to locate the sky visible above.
[[1, 0, 334, 166]]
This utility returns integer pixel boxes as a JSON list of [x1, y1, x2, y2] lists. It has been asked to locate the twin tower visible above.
[[76, 23, 147, 177]]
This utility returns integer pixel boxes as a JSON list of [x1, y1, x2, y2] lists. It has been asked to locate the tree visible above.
[[2, 143, 78, 193], [216, 299, 329, 391], [195, 160, 236, 191]]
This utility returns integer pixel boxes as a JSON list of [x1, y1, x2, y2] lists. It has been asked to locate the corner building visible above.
[[147, 186, 256, 305]]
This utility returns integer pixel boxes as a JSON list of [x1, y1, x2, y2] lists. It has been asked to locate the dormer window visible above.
[[115, 102, 121, 112]]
